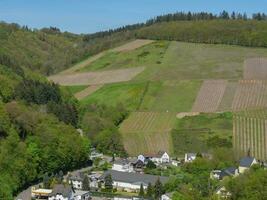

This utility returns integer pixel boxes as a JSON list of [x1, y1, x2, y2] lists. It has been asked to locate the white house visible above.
[[88, 172, 102, 188], [184, 153, 197, 163], [48, 184, 74, 200], [137, 155, 145, 163], [101, 170, 169, 192], [239, 157, 257, 174], [73, 190, 90, 200], [112, 159, 134, 172], [151, 151, 170, 164], [68, 172, 85, 190], [161, 192, 174, 200]]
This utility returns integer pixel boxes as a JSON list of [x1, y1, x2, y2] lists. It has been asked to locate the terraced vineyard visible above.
[[191, 80, 227, 113], [231, 80, 267, 111], [217, 81, 238, 111], [119, 112, 176, 155], [244, 58, 267, 80], [233, 110, 267, 160]]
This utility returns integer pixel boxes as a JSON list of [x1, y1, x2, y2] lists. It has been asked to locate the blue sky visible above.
[[0, 0, 267, 34]]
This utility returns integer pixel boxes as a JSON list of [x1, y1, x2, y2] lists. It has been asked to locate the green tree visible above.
[[82, 177, 90, 191], [139, 183, 145, 197], [104, 174, 113, 192], [154, 178, 164, 199], [146, 160, 156, 169], [146, 182, 154, 198]]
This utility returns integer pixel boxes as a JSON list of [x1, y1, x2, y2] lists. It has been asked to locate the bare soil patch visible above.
[[48, 67, 145, 86], [112, 39, 154, 52], [59, 52, 106, 75]]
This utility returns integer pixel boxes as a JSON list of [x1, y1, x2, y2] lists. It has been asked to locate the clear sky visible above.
[[0, 0, 267, 34]]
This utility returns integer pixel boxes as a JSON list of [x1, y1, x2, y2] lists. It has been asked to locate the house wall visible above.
[[112, 164, 134, 172], [69, 180, 83, 189], [74, 193, 90, 200], [113, 181, 147, 191], [161, 153, 170, 163]]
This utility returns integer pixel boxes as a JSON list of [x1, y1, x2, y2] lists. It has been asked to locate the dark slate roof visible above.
[[220, 167, 237, 179], [101, 170, 169, 186], [239, 157, 256, 167], [49, 184, 73, 197], [69, 172, 85, 181]]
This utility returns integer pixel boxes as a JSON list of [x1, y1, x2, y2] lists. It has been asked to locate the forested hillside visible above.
[[0, 22, 129, 198], [136, 20, 267, 47], [0, 22, 133, 75]]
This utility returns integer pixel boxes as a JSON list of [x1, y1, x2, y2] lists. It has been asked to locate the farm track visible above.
[[244, 58, 267, 80], [48, 67, 145, 86], [74, 85, 103, 100], [59, 52, 106, 75], [111, 39, 154, 52], [191, 80, 227, 113]]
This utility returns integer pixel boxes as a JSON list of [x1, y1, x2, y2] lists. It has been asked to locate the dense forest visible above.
[[0, 22, 133, 75]]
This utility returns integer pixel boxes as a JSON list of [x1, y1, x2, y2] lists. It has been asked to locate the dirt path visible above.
[[74, 85, 103, 100], [111, 39, 154, 52], [48, 67, 145, 86], [60, 52, 106, 75]]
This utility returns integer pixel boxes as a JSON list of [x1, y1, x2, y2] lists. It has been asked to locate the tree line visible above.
[[83, 11, 267, 41]]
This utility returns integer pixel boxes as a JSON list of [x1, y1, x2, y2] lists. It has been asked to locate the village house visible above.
[[238, 156, 258, 173], [68, 172, 86, 190], [48, 184, 74, 200], [100, 170, 169, 192], [112, 159, 134, 172], [210, 167, 239, 180], [45, 184, 90, 200], [145, 151, 170, 164], [132, 159, 145, 172], [184, 153, 197, 163], [88, 172, 102, 189], [73, 190, 90, 200], [161, 192, 174, 200]]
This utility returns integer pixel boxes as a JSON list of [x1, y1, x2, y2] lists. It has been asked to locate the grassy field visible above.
[[134, 41, 267, 81], [139, 80, 201, 112], [79, 41, 169, 72], [63, 85, 88, 94], [172, 112, 233, 156], [80, 82, 146, 111], [119, 111, 176, 156]]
